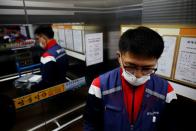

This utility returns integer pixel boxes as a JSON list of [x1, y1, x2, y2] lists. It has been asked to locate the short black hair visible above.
[[34, 25, 54, 39], [119, 26, 164, 59]]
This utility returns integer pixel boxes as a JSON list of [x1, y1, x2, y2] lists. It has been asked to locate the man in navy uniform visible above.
[[84, 26, 177, 131], [33, 25, 68, 91]]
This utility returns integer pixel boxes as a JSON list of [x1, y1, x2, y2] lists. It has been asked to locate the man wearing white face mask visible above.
[[84, 26, 177, 131], [31, 25, 68, 92]]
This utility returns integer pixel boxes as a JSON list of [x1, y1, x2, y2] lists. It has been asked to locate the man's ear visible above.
[[116, 51, 121, 64], [41, 35, 48, 45]]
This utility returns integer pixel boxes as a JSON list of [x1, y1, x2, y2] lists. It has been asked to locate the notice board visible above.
[[174, 37, 196, 86], [156, 36, 177, 78]]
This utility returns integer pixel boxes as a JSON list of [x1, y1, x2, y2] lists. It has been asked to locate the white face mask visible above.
[[122, 68, 150, 86], [39, 42, 44, 48]]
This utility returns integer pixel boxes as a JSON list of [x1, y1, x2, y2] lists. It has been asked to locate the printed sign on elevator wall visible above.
[[175, 37, 196, 86], [85, 33, 103, 66]]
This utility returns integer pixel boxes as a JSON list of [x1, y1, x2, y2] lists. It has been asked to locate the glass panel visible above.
[[0, 23, 87, 131]]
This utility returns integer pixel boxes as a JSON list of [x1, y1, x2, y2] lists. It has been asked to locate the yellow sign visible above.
[[14, 84, 65, 109]]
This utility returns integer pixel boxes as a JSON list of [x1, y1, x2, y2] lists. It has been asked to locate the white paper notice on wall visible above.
[[58, 28, 66, 48], [20, 26, 27, 37], [73, 30, 83, 53], [175, 37, 196, 86], [85, 33, 103, 66], [156, 36, 177, 77], [65, 29, 74, 50]]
